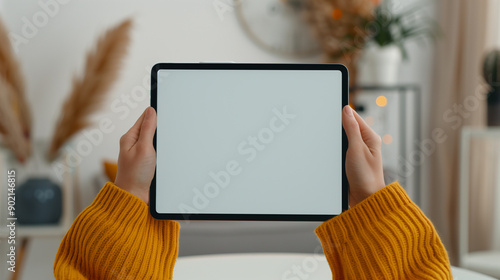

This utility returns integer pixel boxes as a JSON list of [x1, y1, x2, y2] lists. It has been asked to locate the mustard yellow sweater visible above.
[[53, 182, 452, 279]]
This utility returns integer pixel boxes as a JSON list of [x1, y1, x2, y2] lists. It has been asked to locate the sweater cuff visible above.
[[94, 181, 150, 209], [89, 181, 181, 246], [315, 182, 452, 279], [90, 182, 180, 229], [55, 182, 180, 279], [315, 181, 413, 242]]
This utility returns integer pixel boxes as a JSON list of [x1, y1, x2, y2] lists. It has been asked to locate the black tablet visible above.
[[150, 63, 348, 221]]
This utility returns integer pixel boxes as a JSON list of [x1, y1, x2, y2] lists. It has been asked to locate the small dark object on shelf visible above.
[[16, 178, 62, 225]]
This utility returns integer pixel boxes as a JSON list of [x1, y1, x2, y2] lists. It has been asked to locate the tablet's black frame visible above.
[[150, 63, 349, 221]]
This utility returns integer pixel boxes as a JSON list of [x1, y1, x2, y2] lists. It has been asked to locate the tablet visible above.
[[150, 63, 348, 221]]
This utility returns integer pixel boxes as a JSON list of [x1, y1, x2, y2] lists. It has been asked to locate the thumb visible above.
[[352, 109, 382, 153], [342, 106, 362, 147], [138, 107, 157, 146]]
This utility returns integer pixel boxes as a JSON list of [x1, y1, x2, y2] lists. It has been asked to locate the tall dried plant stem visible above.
[[48, 19, 132, 160], [0, 76, 30, 161], [0, 17, 31, 139]]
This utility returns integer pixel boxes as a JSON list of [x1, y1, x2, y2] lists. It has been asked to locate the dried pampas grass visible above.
[[305, 0, 375, 61], [48, 19, 132, 160], [0, 76, 30, 161], [304, 0, 377, 88], [0, 17, 31, 138]]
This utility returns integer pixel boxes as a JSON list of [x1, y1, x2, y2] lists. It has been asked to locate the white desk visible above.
[[173, 253, 496, 280]]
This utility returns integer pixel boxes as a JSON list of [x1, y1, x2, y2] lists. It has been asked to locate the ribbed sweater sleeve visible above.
[[53, 182, 180, 280], [316, 182, 452, 280]]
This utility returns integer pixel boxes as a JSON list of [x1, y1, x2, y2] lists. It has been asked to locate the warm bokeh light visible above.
[[382, 134, 393, 145], [376, 96, 388, 107], [332, 9, 343, 20], [365, 116, 374, 126]]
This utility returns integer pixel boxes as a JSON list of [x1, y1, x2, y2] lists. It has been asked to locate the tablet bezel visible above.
[[150, 63, 349, 221]]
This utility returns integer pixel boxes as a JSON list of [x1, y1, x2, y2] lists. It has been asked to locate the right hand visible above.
[[114, 107, 157, 205], [342, 105, 386, 208]]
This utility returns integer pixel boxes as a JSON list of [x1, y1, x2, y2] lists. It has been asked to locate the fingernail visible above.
[[145, 107, 151, 118], [346, 106, 354, 117]]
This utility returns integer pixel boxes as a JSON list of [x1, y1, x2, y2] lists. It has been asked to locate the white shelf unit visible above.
[[0, 150, 75, 239], [0, 147, 76, 280], [459, 127, 500, 278]]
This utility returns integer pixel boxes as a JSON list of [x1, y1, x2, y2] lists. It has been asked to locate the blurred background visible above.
[[0, 0, 499, 279]]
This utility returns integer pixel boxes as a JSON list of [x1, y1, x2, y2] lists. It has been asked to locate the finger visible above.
[[120, 109, 147, 151], [352, 109, 381, 152], [138, 107, 157, 147], [342, 106, 363, 147]]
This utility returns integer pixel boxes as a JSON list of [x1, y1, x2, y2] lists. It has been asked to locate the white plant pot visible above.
[[358, 45, 402, 86]]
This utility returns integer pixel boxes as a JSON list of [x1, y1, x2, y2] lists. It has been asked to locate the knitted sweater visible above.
[[53, 182, 452, 279]]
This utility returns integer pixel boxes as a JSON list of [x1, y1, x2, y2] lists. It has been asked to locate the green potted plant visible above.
[[359, 0, 439, 85], [483, 50, 500, 126]]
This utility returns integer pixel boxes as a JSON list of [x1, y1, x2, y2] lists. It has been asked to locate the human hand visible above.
[[342, 105, 386, 207], [114, 107, 157, 205]]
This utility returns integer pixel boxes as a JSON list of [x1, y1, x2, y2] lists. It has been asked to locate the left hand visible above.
[[114, 107, 157, 204]]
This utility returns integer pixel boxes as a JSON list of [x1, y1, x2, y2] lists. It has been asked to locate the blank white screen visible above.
[[156, 69, 343, 215]]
